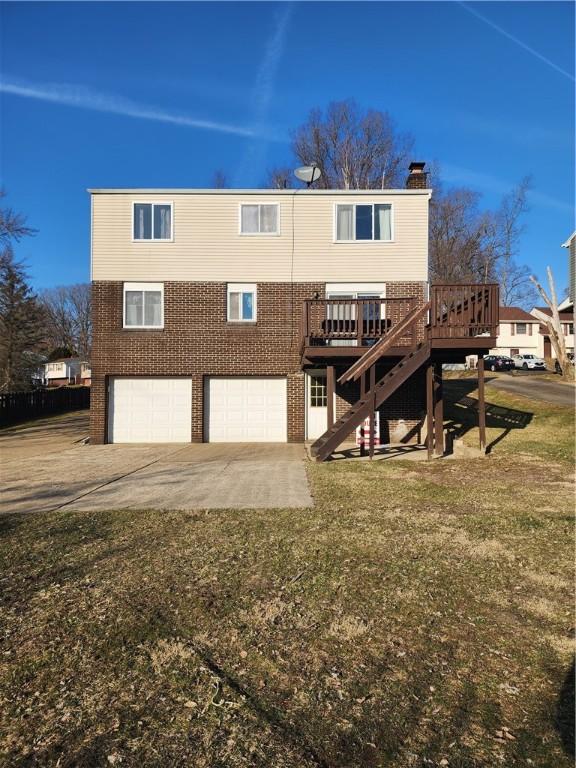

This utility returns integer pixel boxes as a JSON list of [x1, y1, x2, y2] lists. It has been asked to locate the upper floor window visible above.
[[335, 203, 392, 242], [227, 283, 256, 322], [123, 282, 164, 328], [133, 203, 172, 241], [564, 323, 574, 335], [240, 204, 279, 235], [516, 322, 527, 335]]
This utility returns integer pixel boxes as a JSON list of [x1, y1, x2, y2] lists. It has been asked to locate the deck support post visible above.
[[426, 364, 434, 459], [359, 370, 367, 457], [326, 366, 335, 429], [477, 356, 486, 452], [369, 364, 376, 460], [434, 362, 444, 457]]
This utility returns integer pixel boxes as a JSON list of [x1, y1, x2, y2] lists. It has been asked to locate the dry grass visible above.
[[0, 388, 574, 767]]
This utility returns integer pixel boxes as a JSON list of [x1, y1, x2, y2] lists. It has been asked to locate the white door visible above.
[[306, 371, 328, 439], [108, 378, 192, 443], [206, 377, 287, 442]]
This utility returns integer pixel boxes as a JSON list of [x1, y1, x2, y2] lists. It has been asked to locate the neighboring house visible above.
[[44, 358, 82, 387], [562, 231, 575, 304], [89, 162, 498, 458], [80, 362, 92, 386], [530, 305, 574, 359], [43, 358, 91, 387], [491, 307, 541, 357]]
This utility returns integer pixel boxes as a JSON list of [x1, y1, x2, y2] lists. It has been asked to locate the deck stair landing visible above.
[[310, 342, 431, 462]]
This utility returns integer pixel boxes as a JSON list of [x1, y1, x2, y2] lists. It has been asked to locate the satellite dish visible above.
[[294, 165, 322, 187]]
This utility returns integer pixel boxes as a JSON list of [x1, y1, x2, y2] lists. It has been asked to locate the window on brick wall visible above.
[[227, 283, 257, 322], [123, 283, 164, 328], [133, 203, 172, 240]]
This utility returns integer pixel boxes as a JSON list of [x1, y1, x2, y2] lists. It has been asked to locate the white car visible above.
[[512, 354, 546, 370]]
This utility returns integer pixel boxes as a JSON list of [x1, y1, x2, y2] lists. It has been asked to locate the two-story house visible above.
[[43, 358, 91, 387], [89, 163, 498, 460], [490, 307, 541, 358]]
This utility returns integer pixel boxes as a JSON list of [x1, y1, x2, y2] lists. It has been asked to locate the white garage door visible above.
[[108, 378, 192, 443], [206, 377, 287, 442]]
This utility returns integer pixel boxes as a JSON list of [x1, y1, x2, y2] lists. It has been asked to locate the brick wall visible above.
[[334, 366, 425, 445], [91, 280, 427, 444], [91, 281, 322, 443]]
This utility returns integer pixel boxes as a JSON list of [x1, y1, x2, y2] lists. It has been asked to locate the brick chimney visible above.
[[406, 161, 428, 189]]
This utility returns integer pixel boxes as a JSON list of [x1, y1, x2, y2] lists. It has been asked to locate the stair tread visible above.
[[311, 343, 431, 458]]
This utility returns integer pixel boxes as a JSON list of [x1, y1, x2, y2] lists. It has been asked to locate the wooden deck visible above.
[[302, 283, 499, 364]]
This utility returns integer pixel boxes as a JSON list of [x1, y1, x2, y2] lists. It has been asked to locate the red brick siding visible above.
[[91, 281, 427, 444], [334, 366, 425, 445], [91, 281, 322, 443]]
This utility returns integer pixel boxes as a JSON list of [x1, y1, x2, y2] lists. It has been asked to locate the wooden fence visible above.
[[0, 386, 90, 428]]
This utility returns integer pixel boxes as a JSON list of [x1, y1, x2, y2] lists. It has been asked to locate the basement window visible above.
[[123, 283, 164, 328], [133, 203, 172, 240], [227, 283, 257, 322]]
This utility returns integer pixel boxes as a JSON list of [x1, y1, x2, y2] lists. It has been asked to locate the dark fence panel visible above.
[[0, 387, 90, 428]]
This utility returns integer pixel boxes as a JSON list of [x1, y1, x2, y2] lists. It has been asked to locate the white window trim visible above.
[[123, 282, 164, 329], [131, 202, 174, 242], [227, 283, 257, 323], [333, 202, 394, 243], [238, 203, 280, 236]]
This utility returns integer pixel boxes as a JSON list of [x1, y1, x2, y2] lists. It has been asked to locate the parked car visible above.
[[483, 355, 514, 372], [512, 354, 546, 370], [555, 353, 574, 374]]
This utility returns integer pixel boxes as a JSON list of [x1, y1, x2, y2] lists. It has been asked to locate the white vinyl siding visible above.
[[91, 191, 429, 282], [123, 282, 164, 328], [205, 378, 287, 442], [108, 378, 192, 443]]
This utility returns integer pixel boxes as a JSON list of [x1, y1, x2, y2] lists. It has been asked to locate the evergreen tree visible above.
[[0, 194, 46, 391]]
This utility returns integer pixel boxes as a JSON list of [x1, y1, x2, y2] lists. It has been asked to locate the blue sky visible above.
[[1, 1, 574, 293]]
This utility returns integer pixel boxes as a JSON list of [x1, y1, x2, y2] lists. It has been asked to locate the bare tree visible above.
[[0, 190, 36, 250], [0, 193, 45, 391], [265, 166, 294, 189], [269, 100, 414, 190], [530, 267, 573, 379], [494, 178, 536, 307], [498, 259, 538, 308], [429, 185, 497, 284], [212, 170, 229, 189], [40, 283, 92, 359]]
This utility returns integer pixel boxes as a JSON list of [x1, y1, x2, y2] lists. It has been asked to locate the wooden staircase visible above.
[[310, 342, 431, 462]]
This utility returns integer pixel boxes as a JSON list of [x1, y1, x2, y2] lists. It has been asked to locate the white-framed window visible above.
[[123, 282, 164, 328], [309, 374, 327, 407], [516, 322, 527, 335], [227, 283, 257, 322], [132, 202, 173, 241], [334, 203, 393, 242], [239, 203, 279, 235]]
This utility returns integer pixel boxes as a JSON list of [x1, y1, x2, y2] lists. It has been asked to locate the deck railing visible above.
[[302, 297, 418, 347], [302, 283, 499, 348], [429, 283, 499, 339]]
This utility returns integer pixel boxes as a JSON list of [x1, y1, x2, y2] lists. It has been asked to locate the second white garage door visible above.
[[206, 377, 287, 442]]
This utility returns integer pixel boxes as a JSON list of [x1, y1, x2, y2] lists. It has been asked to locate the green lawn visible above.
[[0, 386, 574, 767]]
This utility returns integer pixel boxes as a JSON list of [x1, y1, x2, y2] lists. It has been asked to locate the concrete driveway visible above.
[[486, 374, 575, 408], [0, 412, 313, 514]]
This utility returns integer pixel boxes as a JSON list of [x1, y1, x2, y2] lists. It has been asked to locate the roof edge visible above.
[[87, 188, 433, 196]]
